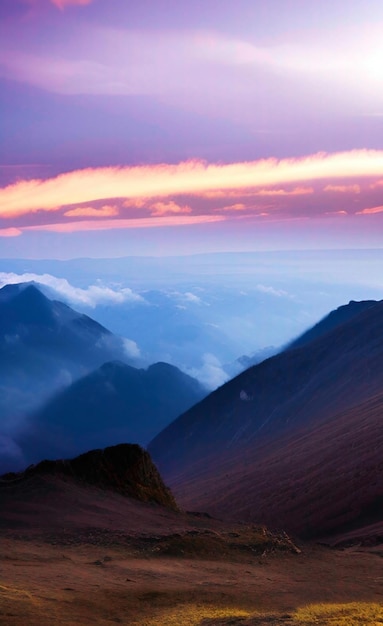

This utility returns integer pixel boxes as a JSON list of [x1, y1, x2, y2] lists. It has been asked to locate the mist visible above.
[[1, 249, 383, 471]]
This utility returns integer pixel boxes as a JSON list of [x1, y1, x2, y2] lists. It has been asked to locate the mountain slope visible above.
[[149, 299, 383, 539], [18, 360, 206, 466], [286, 299, 378, 350], [169, 392, 383, 540]]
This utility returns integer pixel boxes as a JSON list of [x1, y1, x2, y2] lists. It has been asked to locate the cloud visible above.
[[50, 0, 93, 8], [122, 338, 141, 359], [64, 205, 119, 217], [255, 186, 314, 196], [0, 272, 144, 308], [324, 184, 361, 193], [256, 284, 289, 297], [216, 203, 248, 212], [370, 180, 383, 189], [185, 353, 229, 391], [149, 201, 192, 216], [356, 205, 383, 215], [21, 215, 224, 232], [0, 227, 22, 237], [183, 292, 203, 305], [2, 150, 383, 222], [170, 290, 206, 306]]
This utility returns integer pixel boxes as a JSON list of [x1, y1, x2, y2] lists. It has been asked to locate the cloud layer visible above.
[[0, 272, 144, 308], [2, 150, 383, 235]]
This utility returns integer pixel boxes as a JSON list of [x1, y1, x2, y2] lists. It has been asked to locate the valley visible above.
[[3, 1, 383, 621], [1, 277, 383, 625]]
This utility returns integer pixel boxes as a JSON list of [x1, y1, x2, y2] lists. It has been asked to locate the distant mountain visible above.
[[0, 282, 133, 375], [18, 360, 207, 466], [224, 346, 279, 378], [0, 282, 139, 432], [149, 299, 383, 541]]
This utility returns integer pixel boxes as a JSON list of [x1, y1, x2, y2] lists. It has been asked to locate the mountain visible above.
[[149, 299, 383, 541], [0, 282, 133, 373], [0, 282, 138, 421], [286, 299, 378, 350], [224, 345, 279, 378], [17, 360, 207, 466]]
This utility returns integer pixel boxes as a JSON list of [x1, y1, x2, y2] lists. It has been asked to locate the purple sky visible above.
[[1, 0, 383, 257]]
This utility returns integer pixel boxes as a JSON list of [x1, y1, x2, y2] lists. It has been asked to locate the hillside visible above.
[[149, 299, 383, 540]]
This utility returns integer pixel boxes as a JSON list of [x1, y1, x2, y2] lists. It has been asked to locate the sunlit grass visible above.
[[0, 583, 33, 600], [294, 602, 383, 625], [134, 603, 251, 625]]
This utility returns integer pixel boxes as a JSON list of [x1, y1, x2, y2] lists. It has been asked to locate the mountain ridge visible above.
[[149, 298, 383, 540]]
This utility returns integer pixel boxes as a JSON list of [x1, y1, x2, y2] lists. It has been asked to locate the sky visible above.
[[1, 0, 383, 257]]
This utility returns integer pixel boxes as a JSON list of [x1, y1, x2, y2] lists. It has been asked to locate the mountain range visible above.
[[0, 282, 206, 472], [2, 279, 383, 544], [18, 360, 206, 466]]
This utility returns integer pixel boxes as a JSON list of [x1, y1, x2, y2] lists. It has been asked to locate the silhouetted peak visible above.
[[3, 444, 178, 510]]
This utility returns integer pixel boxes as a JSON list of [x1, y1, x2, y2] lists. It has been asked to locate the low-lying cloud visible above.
[[185, 353, 229, 391], [0, 272, 145, 308]]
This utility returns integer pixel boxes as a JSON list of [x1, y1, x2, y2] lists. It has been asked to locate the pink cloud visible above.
[[356, 205, 383, 215], [215, 203, 248, 212], [0, 228, 22, 237], [195, 187, 313, 199], [50, 0, 93, 9], [149, 201, 192, 217], [22, 215, 225, 233], [370, 180, 383, 189], [324, 184, 361, 193], [64, 205, 119, 218], [255, 186, 314, 196]]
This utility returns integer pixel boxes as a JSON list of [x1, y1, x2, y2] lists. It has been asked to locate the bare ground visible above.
[[1, 474, 383, 625], [2, 534, 383, 625]]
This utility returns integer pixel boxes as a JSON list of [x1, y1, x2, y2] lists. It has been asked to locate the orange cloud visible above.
[[123, 198, 147, 209], [22, 215, 225, 233], [64, 205, 119, 217], [324, 184, 361, 193], [356, 205, 383, 215], [149, 201, 192, 216], [2, 150, 383, 221]]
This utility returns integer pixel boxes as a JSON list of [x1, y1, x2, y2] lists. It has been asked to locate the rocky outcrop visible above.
[[2, 443, 178, 510]]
